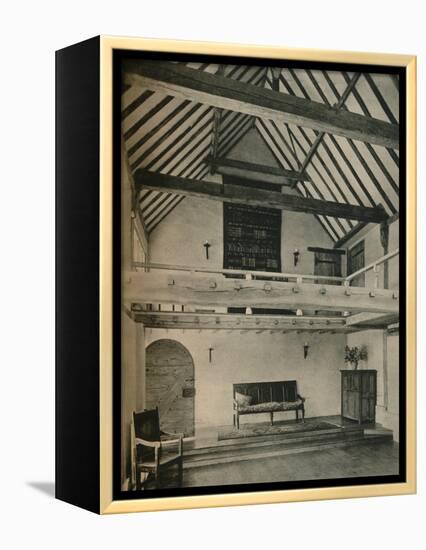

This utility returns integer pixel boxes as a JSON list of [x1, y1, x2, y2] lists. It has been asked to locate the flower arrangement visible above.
[[344, 345, 368, 369]]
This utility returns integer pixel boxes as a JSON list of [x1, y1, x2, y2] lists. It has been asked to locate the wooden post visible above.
[[373, 264, 380, 289], [380, 221, 390, 289], [383, 331, 389, 411]]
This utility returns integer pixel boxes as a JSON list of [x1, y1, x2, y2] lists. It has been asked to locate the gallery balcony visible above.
[[123, 249, 399, 333]]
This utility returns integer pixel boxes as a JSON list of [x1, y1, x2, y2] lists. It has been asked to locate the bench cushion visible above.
[[235, 392, 253, 407], [238, 399, 304, 413]]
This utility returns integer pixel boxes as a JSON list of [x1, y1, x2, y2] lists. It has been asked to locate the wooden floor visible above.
[[141, 415, 398, 490], [154, 440, 399, 489]]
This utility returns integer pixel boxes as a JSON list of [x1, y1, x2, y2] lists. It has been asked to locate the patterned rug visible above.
[[218, 421, 338, 440]]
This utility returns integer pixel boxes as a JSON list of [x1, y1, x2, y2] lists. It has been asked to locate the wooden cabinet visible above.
[[341, 370, 377, 424]]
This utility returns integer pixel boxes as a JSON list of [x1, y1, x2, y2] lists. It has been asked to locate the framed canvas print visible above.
[[55, 36, 416, 514]]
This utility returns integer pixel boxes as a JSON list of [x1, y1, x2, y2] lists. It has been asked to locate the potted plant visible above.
[[344, 345, 368, 370]]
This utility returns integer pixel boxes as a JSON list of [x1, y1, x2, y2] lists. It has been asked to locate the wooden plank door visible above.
[[312, 248, 342, 285], [146, 339, 195, 437]]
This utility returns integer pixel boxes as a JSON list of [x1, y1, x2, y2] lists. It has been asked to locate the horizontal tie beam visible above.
[[124, 271, 399, 314], [124, 60, 399, 149]]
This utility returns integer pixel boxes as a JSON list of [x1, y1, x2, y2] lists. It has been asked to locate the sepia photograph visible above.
[[118, 53, 403, 496]]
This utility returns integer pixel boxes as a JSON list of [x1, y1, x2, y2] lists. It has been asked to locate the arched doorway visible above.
[[145, 339, 195, 437]]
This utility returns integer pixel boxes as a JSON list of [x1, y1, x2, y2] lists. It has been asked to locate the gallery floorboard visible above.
[[155, 441, 399, 489]]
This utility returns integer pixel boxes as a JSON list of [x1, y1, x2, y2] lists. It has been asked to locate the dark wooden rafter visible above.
[[322, 71, 397, 214], [333, 222, 368, 249], [144, 195, 175, 227], [279, 70, 399, 255], [148, 196, 185, 234], [124, 95, 174, 142], [217, 114, 253, 156], [341, 72, 399, 193], [255, 117, 298, 169], [282, 70, 361, 226], [123, 63, 399, 238], [344, 71, 399, 172], [135, 170, 388, 223], [258, 117, 350, 235], [122, 89, 155, 120], [138, 109, 216, 232], [270, 74, 354, 233], [125, 64, 269, 235], [123, 60, 399, 149], [363, 73, 398, 124], [268, 117, 304, 168], [285, 124, 299, 163], [167, 116, 214, 177], [144, 106, 212, 173], [130, 100, 200, 169], [269, 117, 354, 230], [188, 68, 266, 182], [292, 71, 361, 187], [209, 65, 225, 174], [322, 133, 376, 207], [211, 66, 266, 166], [271, 67, 281, 91], [254, 118, 340, 242], [141, 189, 171, 216], [277, 70, 398, 221], [301, 71, 378, 208]]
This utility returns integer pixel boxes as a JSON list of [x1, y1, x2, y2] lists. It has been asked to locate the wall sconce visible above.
[[203, 240, 211, 260], [303, 342, 310, 359], [209, 345, 214, 363], [293, 248, 300, 267]]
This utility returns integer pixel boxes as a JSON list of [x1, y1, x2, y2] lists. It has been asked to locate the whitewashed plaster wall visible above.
[[145, 328, 345, 431]]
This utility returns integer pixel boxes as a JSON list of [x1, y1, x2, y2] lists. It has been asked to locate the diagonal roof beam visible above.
[[123, 60, 399, 149], [363, 73, 398, 125], [323, 72, 397, 214], [341, 72, 399, 189], [289, 72, 361, 188], [255, 118, 344, 241]]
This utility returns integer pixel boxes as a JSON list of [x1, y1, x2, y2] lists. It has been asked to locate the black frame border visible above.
[[112, 49, 407, 502]]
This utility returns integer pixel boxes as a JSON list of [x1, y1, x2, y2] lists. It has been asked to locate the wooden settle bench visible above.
[[233, 380, 306, 429]]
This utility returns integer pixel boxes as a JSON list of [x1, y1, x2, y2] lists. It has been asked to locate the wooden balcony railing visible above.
[[133, 248, 399, 290]]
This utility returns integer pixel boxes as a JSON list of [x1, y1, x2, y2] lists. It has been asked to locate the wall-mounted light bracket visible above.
[[293, 248, 300, 267], [203, 240, 211, 259], [303, 342, 310, 359]]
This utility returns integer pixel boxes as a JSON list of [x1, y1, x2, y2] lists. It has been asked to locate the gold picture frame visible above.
[[56, 35, 416, 514]]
